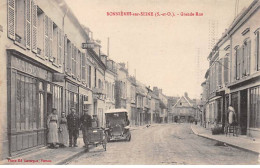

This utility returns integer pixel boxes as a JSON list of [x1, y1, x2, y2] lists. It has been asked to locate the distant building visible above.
[[172, 93, 197, 123]]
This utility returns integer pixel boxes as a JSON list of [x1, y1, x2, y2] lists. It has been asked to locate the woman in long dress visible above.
[[58, 112, 69, 147], [47, 108, 59, 149]]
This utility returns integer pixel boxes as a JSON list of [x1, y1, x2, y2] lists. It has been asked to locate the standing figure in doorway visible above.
[[67, 107, 80, 147], [47, 108, 59, 149], [228, 106, 237, 126]]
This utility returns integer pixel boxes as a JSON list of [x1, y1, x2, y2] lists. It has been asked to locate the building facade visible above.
[[201, 0, 260, 138], [0, 0, 107, 159]]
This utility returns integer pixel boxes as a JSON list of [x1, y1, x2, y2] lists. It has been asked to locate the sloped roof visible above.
[[173, 96, 192, 108]]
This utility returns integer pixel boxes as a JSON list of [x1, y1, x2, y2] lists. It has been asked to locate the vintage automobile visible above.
[[105, 109, 131, 142]]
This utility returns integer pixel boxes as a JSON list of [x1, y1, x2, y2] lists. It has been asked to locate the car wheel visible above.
[[127, 134, 131, 141]]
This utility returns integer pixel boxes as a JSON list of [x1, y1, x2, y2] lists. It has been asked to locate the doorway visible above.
[[47, 93, 53, 116], [240, 90, 248, 135]]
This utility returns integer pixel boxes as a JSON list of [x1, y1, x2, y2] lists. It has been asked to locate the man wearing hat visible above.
[[80, 109, 92, 149], [67, 107, 80, 147]]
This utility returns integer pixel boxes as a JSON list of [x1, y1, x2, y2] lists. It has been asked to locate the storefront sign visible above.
[[11, 56, 52, 81], [82, 42, 95, 49], [53, 73, 65, 82], [66, 82, 78, 93]]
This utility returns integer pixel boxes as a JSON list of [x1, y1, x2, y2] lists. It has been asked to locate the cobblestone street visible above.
[[68, 124, 258, 165]]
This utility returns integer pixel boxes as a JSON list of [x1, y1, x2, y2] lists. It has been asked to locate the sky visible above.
[[65, 0, 253, 99]]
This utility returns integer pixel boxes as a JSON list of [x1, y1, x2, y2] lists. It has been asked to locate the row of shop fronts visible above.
[[202, 81, 260, 138], [6, 50, 105, 156], [200, 0, 260, 138]]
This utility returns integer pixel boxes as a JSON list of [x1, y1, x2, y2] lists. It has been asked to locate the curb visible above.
[[56, 148, 87, 165], [190, 125, 259, 155]]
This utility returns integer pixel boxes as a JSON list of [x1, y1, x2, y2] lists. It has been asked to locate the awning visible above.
[[209, 96, 222, 102]]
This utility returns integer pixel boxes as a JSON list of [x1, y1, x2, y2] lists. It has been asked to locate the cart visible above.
[[85, 128, 107, 151]]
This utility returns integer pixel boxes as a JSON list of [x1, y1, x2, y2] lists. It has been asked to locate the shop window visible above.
[[52, 85, 62, 117], [250, 86, 260, 128], [66, 91, 79, 115], [15, 74, 37, 131]]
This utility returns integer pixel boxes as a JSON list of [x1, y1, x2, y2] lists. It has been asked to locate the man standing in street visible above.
[[80, 109, 92, 149], [67, 107, 80, 147]]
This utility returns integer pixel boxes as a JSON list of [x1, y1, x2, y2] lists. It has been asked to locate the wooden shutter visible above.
[[49, 18, 53, 62], [247, 40, 251, 75], [31, 0, 37, 53], [68, 41, 72, 74], [77, 51, 81, 80], [239, 47, 243, 79], [243, 45, 246, 76], [26, 0, 31, 49], [44, 15, 49, 59], [8, 0, 15, 40], [59, 29, 64, 66], [258, 32, 260, 71], [81, 53, 86, 81], [255, 34, 258, 71], [71, 44, 75, 76], [64, 35, 68, 71]]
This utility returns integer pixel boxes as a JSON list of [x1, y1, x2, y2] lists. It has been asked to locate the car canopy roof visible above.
[[105, 109, 128, 114]]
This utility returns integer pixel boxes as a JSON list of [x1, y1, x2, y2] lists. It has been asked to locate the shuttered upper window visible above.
[[255, 30, 260, 71], [15, 0, 26, 46], [7, 0, 34, 48], [37, 7, 44, 57]]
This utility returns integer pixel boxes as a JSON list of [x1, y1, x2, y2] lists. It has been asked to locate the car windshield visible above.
[[106, 112, 127, 127]]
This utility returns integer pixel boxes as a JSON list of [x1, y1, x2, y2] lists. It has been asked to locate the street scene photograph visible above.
[[0, 0, 260, 165]]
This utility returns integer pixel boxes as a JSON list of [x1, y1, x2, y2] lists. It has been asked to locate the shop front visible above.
[[7, 51, 63, 156], [229, 76, 260, 137]]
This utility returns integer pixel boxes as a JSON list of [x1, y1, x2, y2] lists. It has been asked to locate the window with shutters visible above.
[[36, 7, 44, 57], [44, 15, 49, 59], [218, 59, 222, 88], [71, 44, 76, 77], [224, 54, 229, 85], [58, 28, 63, 66], [235, 47, 240, 80], [77, 50, 81, 80], [52, 23, 58, 64], [15, 0, 26, 47], [88, 65, 92, 88], [81, 53, 86, 82], [48, 18, 53, 61], [255, 30, 260, 71], [66, 39, 72, 74], [241, 39, 251, 77], [25, 0, 31, 49], [31, 0, 37, 53], [94, 68, 97, 88], [214, 63, 218, 91]]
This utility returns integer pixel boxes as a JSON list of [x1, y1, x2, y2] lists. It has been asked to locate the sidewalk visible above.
[[0, 137, 87, 165], [191, 124, 260, 155]]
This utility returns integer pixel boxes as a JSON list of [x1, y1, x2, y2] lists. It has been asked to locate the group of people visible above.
[[47, 107, 99, 149]]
